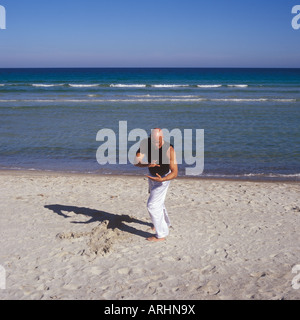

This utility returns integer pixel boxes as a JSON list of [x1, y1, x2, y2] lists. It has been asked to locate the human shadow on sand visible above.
[[44, 204, 153, 239]]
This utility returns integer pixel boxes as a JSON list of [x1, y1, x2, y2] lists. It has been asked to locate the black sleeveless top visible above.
[[137, 137, 173, 176]]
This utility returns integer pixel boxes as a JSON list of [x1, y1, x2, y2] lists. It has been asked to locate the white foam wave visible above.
[[127, 94, 152, 97], [211, 98, 296, 102], [243, 173, 300, 178], [105, 98, 207, 102], [110, 84, 146, 88], [197, 85, 222, 88], [128, 94, 197, 98], [69, 84, 99, 87], [0, 97, 296, 103], [0, 84, 5, 87], [272, 99, 297, 102], [151, 84, 189, 88], [200, 172, 300, 180], [32, 84, 64, 87], [212, 98, 267, 102], [227, 84, 248, 88]]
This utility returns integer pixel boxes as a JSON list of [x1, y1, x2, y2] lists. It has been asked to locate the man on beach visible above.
[[134, 128, 178, 242]]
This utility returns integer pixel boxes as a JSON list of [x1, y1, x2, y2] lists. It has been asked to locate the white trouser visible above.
[[147, 175, 171, 238]]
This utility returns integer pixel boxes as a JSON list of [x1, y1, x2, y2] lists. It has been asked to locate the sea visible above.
[[0, 68, 299, 181]]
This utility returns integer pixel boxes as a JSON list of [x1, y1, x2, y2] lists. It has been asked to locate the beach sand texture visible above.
[[0, 170, 299, 300]]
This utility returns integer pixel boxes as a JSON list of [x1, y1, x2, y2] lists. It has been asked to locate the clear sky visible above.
[[0, 0, 300, 67]]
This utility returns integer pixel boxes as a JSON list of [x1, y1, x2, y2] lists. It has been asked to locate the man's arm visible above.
[[147, 146, 178, 182]]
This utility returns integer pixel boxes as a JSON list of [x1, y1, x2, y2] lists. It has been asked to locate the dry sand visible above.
[[0, 170, 299, 300]]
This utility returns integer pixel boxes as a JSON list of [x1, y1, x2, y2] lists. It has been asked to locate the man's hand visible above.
[[134, 152, 161, 168], [147, 146, 178, 182], [148, 160, 160, 168], [147, 173, 164, 182]]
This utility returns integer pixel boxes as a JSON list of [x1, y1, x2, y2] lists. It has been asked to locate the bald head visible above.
[[151, 128, 164, 149]]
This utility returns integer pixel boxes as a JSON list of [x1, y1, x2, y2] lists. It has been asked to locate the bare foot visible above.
[[146, 236, 166, 242]]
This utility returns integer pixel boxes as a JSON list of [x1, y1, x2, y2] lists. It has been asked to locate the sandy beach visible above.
[[0, 170, 299, 300]]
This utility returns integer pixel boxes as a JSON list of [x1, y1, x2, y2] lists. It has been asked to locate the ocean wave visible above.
[[227, 84, 248, 88], [197, 85, 222, 88], [0, 97, 297, 103], [107, 98, 297, 103], [127, 94, 198, 98], [243, 173, 300, 178], [0, 98, 204, 103], [32, 84, 64, 87], [0, 94, 300, 103], [127, 94, 152, 97], [151, 84, 189, 88], [68, 84, 99, 87], [4, 83, 300, 91], [271, 98, 297, 102], [211, 98, 296, 102], [200, 172, 300, 180], [0, 99, 94, 103], [110, 84, 147, 88], [102, 98, 207, 102]]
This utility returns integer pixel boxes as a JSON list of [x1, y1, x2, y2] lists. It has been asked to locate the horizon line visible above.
[[1, 66, 300, 69]]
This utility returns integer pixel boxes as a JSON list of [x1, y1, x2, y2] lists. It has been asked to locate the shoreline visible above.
[[0, 168, 299, 184]]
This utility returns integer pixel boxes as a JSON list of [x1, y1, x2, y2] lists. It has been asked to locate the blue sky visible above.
[[0, 0, 300, 67]]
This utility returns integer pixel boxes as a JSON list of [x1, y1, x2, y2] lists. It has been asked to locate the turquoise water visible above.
[[0, 68, 299, 180]]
